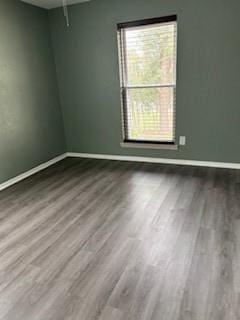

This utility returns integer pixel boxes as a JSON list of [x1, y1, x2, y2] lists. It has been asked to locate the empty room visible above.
[[0, 0, 240, 319]]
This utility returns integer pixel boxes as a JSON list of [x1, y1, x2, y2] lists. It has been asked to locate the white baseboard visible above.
[[1, 151, 239, 192], [0, 153, 67, 192], [67, 152, 240, 170]]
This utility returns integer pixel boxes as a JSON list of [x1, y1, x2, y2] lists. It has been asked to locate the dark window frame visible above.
[[117, 15, 177, 145]]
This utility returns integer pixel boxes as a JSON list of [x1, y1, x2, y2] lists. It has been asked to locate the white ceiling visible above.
[[20, 0, 90, 9]]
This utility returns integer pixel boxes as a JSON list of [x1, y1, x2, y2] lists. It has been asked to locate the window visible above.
[[118, 16, 177, 145]]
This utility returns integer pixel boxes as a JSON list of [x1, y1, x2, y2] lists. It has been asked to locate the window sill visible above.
[[120, 142, 178, 150]]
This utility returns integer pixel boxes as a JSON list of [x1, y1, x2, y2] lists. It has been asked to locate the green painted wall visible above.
[[0, 0, 66, 184], [49, 0, 240, 163]]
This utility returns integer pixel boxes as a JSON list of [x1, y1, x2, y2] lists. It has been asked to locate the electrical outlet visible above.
[[179, 136, 186, 146]]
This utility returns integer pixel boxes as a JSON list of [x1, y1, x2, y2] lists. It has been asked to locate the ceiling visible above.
[[20, 0, 90, 9]]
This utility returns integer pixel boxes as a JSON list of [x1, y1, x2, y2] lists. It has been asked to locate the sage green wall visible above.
[[0, 0, 66, 184], [49, 0, 240, 163]]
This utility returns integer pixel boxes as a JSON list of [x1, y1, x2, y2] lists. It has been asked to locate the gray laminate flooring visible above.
[[0, 158, 239, 320]]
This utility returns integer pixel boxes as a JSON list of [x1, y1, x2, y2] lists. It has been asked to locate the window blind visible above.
[[118, 16, 177, 144]]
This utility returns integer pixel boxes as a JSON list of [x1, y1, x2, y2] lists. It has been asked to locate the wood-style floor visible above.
[[0, 158, 239, 320]]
